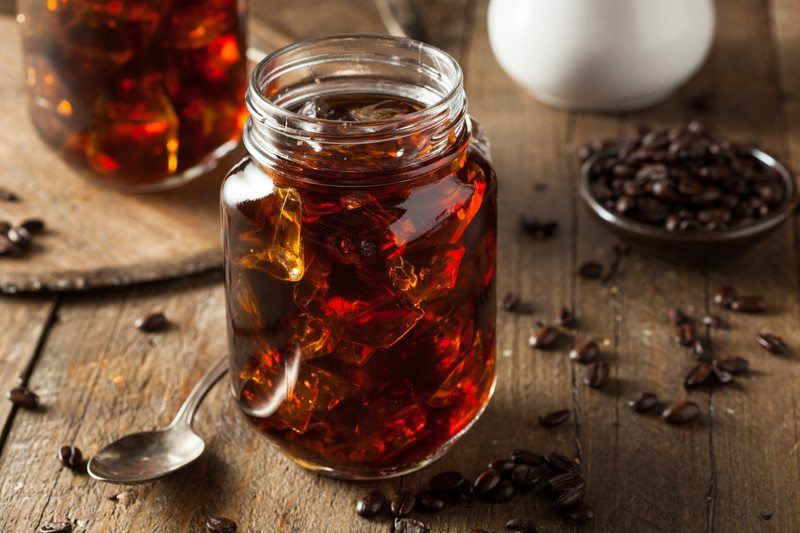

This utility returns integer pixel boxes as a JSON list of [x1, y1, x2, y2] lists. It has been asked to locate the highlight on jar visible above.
[[222, 35, 498, 479], [17, 0, 248, 192]]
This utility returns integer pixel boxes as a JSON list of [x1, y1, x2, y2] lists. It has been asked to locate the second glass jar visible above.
[[223, 35, 497, 479]]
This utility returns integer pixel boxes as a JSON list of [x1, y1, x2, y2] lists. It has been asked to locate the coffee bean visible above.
[[690, 339, 711, 362], [628, 392, 659, 414], [562, 504, 595, 524], [485, 479, 515, 503], [474, 468, 502, 496], [205, 516, 237, 533], [683, 363, 712, 389], [578, 261, 604, 280], [429, 470, 468, 495], [714, 355, 749, 374], [489, 458, 516, 476], [0, 234, 17, 255], [668, 308, 691, 325], [674, 323, 696, 346], [556, 307, 576, 327], [415, 490, 444, 513], [730, 295, 766, 313], [395, 518, 429, 533], [0, 188, 18, 202], [711, 364, 734, 385], [8, 227, 32, 248], [569, 341, 598, 364], [59, 446, 83, 471], [7, 386, 39, 409], [584, 361, 609, 388], [544, 452, 580, 474], [510, 464, 542, 489], [713, 286, 737, 308], [135, 312, 169, 332], [38, 522, 71, 533], [355, 489, 386, 518], [512, 449, 544, 466], [500, 292, 521, 311], [757, 333, 786, 354], [663, 400, 700, 424], [506, 518, 538, 532], [529, 325, 560, 349], [539, 409, 570, 428], [547, 472, 585, 493], [702, 315, 726, 328], [553, 488, 584, 512], [390, 490, 415, 517], [20, 218, 45, 234]]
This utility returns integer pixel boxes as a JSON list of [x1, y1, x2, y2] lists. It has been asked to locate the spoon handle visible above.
[[171, 357, 229, 428]]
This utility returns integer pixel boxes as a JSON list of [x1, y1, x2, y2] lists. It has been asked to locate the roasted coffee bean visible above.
[[702, 315, 726, 328], [394, 518, 430, 533], [7, 385, 39, 409], [663, 400, 700, 424], [578, 261, 604, 280], [628, 392, 659, 414], [569, 340, 598, 364], [510, 464, 542, 489], [683, 363, 712, 389], [757, 333, 786, 354], [20, 218, 45, 234], [674, 323, 696, 346], [486, 479, 515, 503], [415, 490, 444, 513], [59, 446, 83, 471], [0, 234, 17, 255], [713, 286, 737, 308], [668, 307, 691, 325], [547, 472, 585, 493], [205, 516, 237, 533], [730, 295, 766, 313], [8, 227, 32, 248], [711, 364, 734, 385], [506, 518, 539, 532], [562, 504, 595, 524], [489, 458, 517, 476], [430, 470, 468, 495], [390, 490, 415, 517], [474, 468, 502, 496], [690, 339, 711, 362], [539, 409, 570, 428], [584, 361, 609, 388], [529, 325, 560, 349], [512, 449, 544, 466], [38, 522, 71, 533], [519, 216, 559, 238], [500, 292, 521, 311], [553, 488, 584, 512], [556, 307, 576, 327], [714, 355, 749, 374], [355, 489, 386, 518], [0, 188, 18, 202], [135, 312, 169, 332], [544, 452, 580, 473]]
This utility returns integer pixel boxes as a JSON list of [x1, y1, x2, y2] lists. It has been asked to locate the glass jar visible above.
[[17, 0, 248, 192], [222, 36, 497, 479]]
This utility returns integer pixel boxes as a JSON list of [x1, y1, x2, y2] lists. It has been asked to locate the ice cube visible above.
[[274, 363, 355, 434], [428, 330, 494, 409], [348, 99, 417, 121], [388, 244, 465, 306]]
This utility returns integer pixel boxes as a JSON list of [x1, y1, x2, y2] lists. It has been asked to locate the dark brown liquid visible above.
[[223, 93, 497, 477]]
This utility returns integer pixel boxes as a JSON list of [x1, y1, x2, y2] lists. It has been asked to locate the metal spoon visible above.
[[87, 357, 228, 484]]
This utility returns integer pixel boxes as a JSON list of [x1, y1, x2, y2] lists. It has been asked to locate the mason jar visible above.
[[222, 35, 497, 479], [17, 0, 248, 191]]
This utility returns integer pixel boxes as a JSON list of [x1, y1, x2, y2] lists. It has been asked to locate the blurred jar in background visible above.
[[18, 0, 248, 192]]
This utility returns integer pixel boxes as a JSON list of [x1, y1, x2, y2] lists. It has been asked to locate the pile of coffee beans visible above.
[[0, 218, 46, 256], [354, 448, 594, 531], [581, 122, 791, 232]]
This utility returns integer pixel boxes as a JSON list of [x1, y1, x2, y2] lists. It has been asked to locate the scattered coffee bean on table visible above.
[[668, 308, 691, 325], [37, 521, 71, 533], [390, 490, 415, 517], [757, 332, 786, 354], [485, 479, 515, 502], [555, 307, 576, 327], [474, 468, 502, 497], [506, 518, 539, 532], [544, 452, 580, 473], [499, 292, 521, 311], [512, 449, 544, 466], [519, 216, 559, 238], [355, 489, 386, 518], [730, 295, 766, 313], [713, 286, 737, 308], [628, 392, 659, 414], [7, 385, 39, 409], [539, 409, 570, 428], [584, 361, 609, 388], [510, 464, 542, 489], [569, 340, 598, 363], [415, 490, 444, 513], [395, 518, 430, 533], [135, 312, 169, 332], [711, 364, 734, 385], [429, 470, 468, 496], [21, 218, 46, 234], [205, 516, 237, 533], [489, 458, 516, 476], [58, 446, 83, 471], [674, 323, 697, 346], [0, 188, 19, 201], [714, 355, 749, 374], [683, 363, 712, 389], [578, 261, 604, 279], [547, 472, 585, 493], [690, 339, 711, 362], [553, 488, 584, 512], [702, 314, 726, 328], [662, 400, 700, 424], [529, 325, 560, 349]]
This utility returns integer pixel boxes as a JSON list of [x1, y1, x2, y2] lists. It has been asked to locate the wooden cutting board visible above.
[[0, 16, 290, 294]]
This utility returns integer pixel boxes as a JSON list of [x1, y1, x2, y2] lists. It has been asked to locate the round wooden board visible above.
[[0, 15, 245, 294]]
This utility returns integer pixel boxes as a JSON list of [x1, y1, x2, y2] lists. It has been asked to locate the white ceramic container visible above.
[[488, 0, 716, 112]]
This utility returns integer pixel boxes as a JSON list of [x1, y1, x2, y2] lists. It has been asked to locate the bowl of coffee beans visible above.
[[579, 122, 797, 246]]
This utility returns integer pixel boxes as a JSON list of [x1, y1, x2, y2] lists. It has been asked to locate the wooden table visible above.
[[2, 1, 799, 531]]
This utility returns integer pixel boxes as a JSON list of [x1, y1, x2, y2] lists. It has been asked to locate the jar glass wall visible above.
[[222, 36, 497, 479], [18, 0, 248, 192]]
